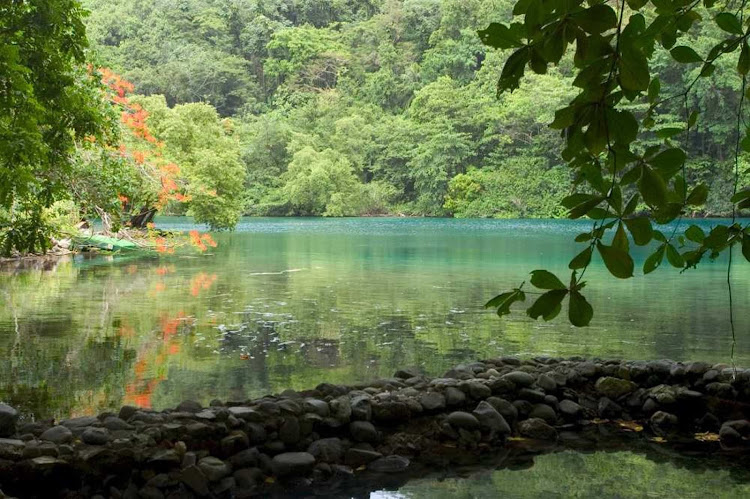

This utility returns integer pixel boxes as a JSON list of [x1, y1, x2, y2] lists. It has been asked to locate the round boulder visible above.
[[272, 452, 316, 478]]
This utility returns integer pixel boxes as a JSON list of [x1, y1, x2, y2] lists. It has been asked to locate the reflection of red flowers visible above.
[[155, 237, 168, 253], [190, 272, 217, 296]]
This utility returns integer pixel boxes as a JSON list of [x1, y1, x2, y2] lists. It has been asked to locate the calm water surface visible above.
[[1, 217, 749, 497]]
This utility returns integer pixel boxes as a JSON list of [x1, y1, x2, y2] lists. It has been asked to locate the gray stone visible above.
[[221, 432, 250, 456], [368, 455, 410, 473], [720, 423, 743, 445], [536, 374, 557, 391], [330, 396, 352, 422], [445, 387, 467, 406], [705, 382, 736, 399], [229, 448, 260, 469], [198, 456, 231, 482], [228, 407, 263, 422], [502, 371, 535, 387], [419, 392, 446, 411], [103, 417, 133, 431], [40, 425, 73, 444], [529, 404, 557, 424], [0, 404, 18, 438], [195, 410, 216, 421], [60, 416, 98, 428], [465, 381, 492, 399], [559, 399, 583, 418], [649, 385, 679, 404], [304, 399, 330, 417], [518, 418, 558, 440], [279, 416, 300, 444], [234, 467, 263, 488], [180, 465, 211, 496], [149, 449, 181, 467], [271, 452, 316, 477], [650, 411, 679, 436], [372, 401, 410, 423], [212, 477, 235, 495], [446, 411, 480, 430], [138, 486, 164, 499], [118, 405, 138, 421], [597, 397, 623, 419], [351, 395, 372, 421], [472, 401, 511, 435], [518, 388, 546, 403], [0, 438, 25, 459], [394, 367, 421, 379], [345, 447, 382, 467], [82, 427, 110, 445], [307, 437, 344, 463], [486, 397, 518, 422], [349, 421, 379, 443], [595, 377, 636, 399]]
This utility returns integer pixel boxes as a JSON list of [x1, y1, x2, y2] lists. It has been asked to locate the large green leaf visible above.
[[685, 225, 705, 243], [623, 217, 653, 245], [485, 289, 526, 316], [619, 51, 650, 92], [569, 246, 593, 269], [715, 12, 744, 35], [574, 4, 618, 34], [648, 148, 686, 177], [643, 244, 666, 274], [597, 242, 634, 279], [478, 23, 525, 49], [665, 243, 685, 268], [686, 184, 708, 205], [498, 47, 530, 93], [639, 166, 667, 207], [612, 222, 630, 253], [527, 289, 568, 321], [670, 46, 703, 63], [568, 290, 593, 327], [529, 269, 566, 289]]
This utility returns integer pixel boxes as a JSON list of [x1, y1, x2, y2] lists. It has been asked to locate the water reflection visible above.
[[0, 218, 748, 420]]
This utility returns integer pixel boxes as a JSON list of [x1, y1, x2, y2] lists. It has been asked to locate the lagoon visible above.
[[1, 217, 748, 420]]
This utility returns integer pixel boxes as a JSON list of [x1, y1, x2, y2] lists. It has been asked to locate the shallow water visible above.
[[1, 217, 748, 419], [374, 448, 750, 498]]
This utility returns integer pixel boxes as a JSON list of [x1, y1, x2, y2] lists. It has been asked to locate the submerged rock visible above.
[[368, 455, 410, 473], [518, 418, 558, 440]]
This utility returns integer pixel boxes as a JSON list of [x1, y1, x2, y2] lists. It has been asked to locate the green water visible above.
[[1, 217, 748, 418], [1, 217, 749, 497]]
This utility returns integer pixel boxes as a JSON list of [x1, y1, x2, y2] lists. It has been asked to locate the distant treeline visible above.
[[82, 0, 746, 218]]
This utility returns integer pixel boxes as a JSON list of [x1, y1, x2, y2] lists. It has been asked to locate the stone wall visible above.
[[1, 357, 749, 498]]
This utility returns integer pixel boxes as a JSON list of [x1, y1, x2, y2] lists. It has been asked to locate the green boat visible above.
[[73, 234, 140, 251]]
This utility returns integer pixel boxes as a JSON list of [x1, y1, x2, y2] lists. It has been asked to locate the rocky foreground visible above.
[[2, 357, 750, 498]]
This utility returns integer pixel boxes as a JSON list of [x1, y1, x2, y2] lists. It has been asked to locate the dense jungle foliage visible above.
[[80, 0, 746, 219], [1, 0, 748, 257]]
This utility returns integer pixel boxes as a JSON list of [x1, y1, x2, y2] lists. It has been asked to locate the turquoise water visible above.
[[0, 217, 748, 417], [0, 217, 748, 497]]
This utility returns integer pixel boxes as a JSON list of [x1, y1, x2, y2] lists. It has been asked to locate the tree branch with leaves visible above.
[[481, 0, 750, 331]]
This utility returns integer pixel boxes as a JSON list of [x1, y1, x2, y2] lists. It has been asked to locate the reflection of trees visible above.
[[395, 442, 750, 499], [2, 225, 750, 418]]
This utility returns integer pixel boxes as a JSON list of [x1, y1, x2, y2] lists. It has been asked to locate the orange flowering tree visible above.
[[70, 68, 191, 233]]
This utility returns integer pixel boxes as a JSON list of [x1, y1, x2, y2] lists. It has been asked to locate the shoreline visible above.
[[1, 357, 749, 497]]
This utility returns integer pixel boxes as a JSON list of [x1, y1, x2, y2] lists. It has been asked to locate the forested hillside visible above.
[[81, 0, 745, 218]]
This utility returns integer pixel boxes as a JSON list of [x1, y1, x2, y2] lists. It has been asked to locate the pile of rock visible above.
[[0, 357, 749, 498]]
